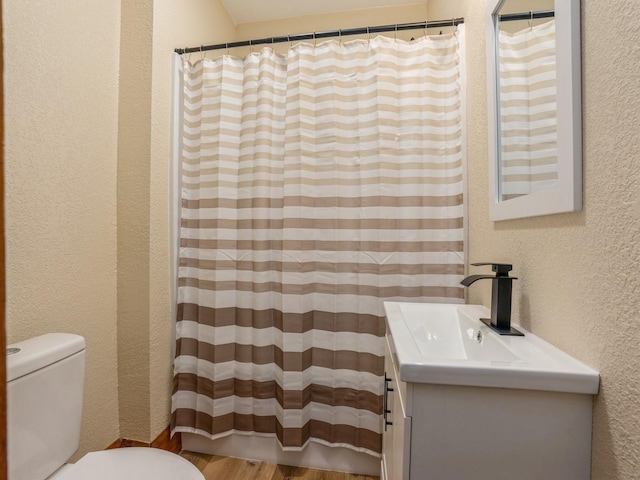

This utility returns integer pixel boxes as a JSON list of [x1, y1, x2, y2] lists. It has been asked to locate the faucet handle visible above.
[[471, 262, 513, 276]]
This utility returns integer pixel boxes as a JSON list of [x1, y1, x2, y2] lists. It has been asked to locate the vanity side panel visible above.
[[410, 384, 593, 480]]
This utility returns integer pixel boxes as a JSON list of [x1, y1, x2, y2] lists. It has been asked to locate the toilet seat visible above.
[[49, 447, 204, 480]]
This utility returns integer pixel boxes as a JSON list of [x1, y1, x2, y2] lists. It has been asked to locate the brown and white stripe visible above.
[[499, 20, 557, 200], [171, 29, 465, 457]]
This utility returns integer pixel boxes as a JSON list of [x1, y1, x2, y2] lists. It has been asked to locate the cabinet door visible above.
[[381, 343, 395, 480], [384, 336, 411, 480], [389, 376, 411, 480]]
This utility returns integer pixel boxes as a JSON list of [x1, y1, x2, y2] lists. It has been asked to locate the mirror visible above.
[[486, 0, 582, 221]]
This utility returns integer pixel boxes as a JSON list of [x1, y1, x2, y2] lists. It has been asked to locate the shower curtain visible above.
[[171, 26, 465, 457], [499, 19, 557, 200]]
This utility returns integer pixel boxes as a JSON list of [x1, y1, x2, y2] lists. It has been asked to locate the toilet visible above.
[[7, 333, 204, 480]]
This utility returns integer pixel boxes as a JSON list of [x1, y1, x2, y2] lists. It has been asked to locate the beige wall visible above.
[[430, 0, 640, 478], [3, 0, 236, 456], [116, 0, 238, 444], [3, 0, 122, 456], [117, 0, 154, 441], [117, 0, 237, 443]]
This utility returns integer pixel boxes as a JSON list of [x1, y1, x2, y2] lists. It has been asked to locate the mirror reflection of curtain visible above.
[[171, 27, 466, 457], [499, 19, 557, 201]]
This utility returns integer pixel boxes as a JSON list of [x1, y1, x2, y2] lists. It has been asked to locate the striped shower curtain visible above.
[[171, 27, 465, 457], [499, 20, 557, 200]]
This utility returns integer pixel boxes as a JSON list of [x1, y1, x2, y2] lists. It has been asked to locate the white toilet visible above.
[[7, 333, 204, 480]]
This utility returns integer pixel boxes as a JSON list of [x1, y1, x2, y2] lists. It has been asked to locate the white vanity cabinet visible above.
[[381, 302, 599, 480]]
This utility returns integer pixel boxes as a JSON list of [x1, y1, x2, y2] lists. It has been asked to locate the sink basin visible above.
[[399, 303, 519, 362], [384, 302, 600, 394]]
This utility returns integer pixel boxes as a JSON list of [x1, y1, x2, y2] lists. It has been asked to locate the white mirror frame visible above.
[[486, 0, 582, 221]]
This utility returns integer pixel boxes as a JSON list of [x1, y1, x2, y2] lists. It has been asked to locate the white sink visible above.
[[399, 303, 519, 362], [384, 302, 600, 394]]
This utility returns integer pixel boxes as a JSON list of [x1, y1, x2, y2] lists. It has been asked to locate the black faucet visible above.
[[460, 263, 523, 336]]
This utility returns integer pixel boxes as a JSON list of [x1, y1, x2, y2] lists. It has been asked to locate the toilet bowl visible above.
[[49, 448, 203, 480], [7, 333, 205, 480]]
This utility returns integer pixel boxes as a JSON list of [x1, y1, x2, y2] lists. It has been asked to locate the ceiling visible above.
[[221, 0, 424, 25]]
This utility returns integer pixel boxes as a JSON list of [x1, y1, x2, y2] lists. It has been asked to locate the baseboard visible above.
[[151, 428, 182, 453], [105, 438, 149, 449], [106, 428, 182, 454]]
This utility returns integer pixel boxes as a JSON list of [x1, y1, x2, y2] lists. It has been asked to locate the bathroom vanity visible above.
[[381, 302, 599, 480]]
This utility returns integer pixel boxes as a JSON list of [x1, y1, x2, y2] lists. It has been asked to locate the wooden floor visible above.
[[181, 451, 380, 480]]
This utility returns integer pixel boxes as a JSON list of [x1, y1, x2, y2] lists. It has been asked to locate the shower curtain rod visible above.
[[174, 17, 464, 55], [499, 9, 554, 23]]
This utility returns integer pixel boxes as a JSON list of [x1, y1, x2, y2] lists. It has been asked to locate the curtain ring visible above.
[[200, 45, 204, 61], [249, 39, 253, 54], [529, 10, 534, 29], [313, 32, 317, 48], [225, 42, 229, 56], [394, 24, 398, 41], [367, 26, 371, 44]]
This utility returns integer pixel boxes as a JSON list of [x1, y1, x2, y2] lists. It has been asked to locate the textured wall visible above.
[[3, 0, 121, 457], [117, 0, 154, 441], [430, 0, 640, 478], [2, 0, 237, 454]]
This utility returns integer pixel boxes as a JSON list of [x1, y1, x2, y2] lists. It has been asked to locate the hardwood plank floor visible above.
[[180, 451, 380, 480]]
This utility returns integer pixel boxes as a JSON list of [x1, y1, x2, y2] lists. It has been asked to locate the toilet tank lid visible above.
[[7, 333, 86, 382]]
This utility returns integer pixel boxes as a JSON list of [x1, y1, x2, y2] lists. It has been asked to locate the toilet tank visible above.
[[7, 333, 86, 480]]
